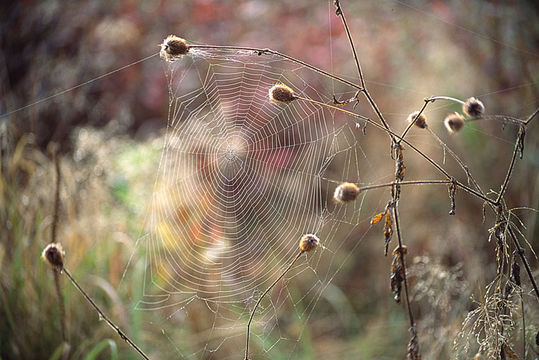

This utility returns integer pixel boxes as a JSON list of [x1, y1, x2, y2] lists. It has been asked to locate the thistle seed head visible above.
[[444, 112, 466, 134], [160, 35, 189, 62], [269, 83, 297, 104], [42, 243, 65, 270], [406, 111, 428, 129], [463, 97, 484, 118], [333, 182, 360, 203], [299, 234, 319, 252]]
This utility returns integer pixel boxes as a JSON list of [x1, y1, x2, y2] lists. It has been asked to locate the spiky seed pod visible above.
[[334, 182, 360, 203], [444, 112, 466, 134], [299, 234, 319, 252], [160, 35, 189, 62], [406, 111, 427, 129], [42, 243, 65, 270], [269, 83, 297, 104], [463, 97, 484, 118]]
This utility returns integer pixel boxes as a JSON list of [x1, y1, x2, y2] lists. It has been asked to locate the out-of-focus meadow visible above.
[[1, 1, 538, 359]]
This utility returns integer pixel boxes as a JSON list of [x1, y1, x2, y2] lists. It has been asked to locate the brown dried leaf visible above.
[[371, 212, 384, 224]]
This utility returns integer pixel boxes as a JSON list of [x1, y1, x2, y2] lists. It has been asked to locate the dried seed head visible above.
[[406, 111, 428, 129], [444, 112, 466, 134], [42, 243, 65, 270], [334, 182, 360, 203], [463, 97, 484, 118], [269, 83, 297, 104], [160, 35, 189, 62], [299, 234, 319, 252]]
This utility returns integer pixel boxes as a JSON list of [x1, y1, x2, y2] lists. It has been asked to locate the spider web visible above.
[[133, 47, 383, 359]]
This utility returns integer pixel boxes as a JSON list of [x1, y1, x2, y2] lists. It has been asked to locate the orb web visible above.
[[135, 47, 378, 358]]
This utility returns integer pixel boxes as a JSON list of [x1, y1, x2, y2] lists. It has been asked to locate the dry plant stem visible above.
[[188, 44, 363, 92], [520, 293, 526, 359], [51, 149, 60, 248], [494, 110, 539, 302], [333, 0, 364, 88], [296, 96, 496, 206], [245, 251, 303, 360], [51, 149, 67, 344], [507, 226, 539, 301], [62, 268, 150, 360], [332, 0, 395, 142], [496, 108, 537, 203], [495, 126, 522, 204], [427, 95, 465, 105], [360, 179, 451, 192], [524, 108, 538, 125], [393, 201, 417, 338], [428, 114, 539, 303]]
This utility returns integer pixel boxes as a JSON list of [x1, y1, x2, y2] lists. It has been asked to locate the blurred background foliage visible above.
[[1, 0, 538, 359]]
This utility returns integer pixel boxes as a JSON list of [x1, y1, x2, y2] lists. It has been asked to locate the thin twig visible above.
[[393, 199, 418, 348], [331, 0, 395, 142], [399, 98, 433, 143], [520, 292, 526, 359], [50, 147, 67, 345], [188, 44, 363, 92], [296, 96, 497, 206], [333, 0, 365, 89], [245, 251, 303, 360], [359, 179, 451, 192], [62, 268, 150, 360], [524, 108, 538, 125], [427, 95, 465, 105], [495, 125, 523, 204], [507, 226, 539, 302]]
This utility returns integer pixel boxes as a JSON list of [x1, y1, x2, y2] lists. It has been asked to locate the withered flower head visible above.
[[444, 112, 466, 134], [299, 234, 319, 252], [463, 97, 484, 118], [269, 83, 297, 104], [42, 243, 65, 270], [160, 35, 189, 62], [406, 111, 428, 129], [334, 182, 360, 203]]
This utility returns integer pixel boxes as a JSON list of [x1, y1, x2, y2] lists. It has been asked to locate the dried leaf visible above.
[[517, 125, 526, 159], [447, 179, 457, 215], [390, 246, 405, 303], [407, 327, 421, 360], [371, 212, 384, 224], [383, 212, 393, 256]]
